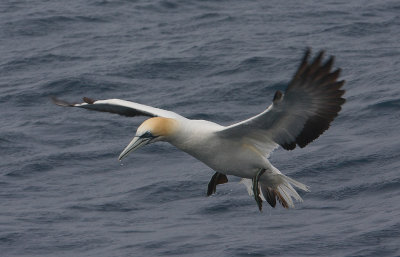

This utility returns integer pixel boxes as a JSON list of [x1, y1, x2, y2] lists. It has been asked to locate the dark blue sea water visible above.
[[1, 0, 400, 256]]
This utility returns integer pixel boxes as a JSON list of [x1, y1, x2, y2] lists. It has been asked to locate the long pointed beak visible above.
[[118, 137, 150, 161]]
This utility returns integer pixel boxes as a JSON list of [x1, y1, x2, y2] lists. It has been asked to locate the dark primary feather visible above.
[[83, 97, 96, 104], [217, 49, 345, 152], [281, 49, 345, 150]]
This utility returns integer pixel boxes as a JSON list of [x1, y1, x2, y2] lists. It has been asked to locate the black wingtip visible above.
[[302, 48, 311, 64], [281, 141, 296, 150], [273, 90, 284, 103], [290, 48, 311, 84], [304, 47, 311, 56], [83, 97, 96, 104], [282, 49, 346, 150]]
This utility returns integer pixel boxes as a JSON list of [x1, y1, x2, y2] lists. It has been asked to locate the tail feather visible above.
[[261, 187, 277, 208], [282, 174, 310, 192], [273, 189, 289, 208], [240, 174, 309, 209]]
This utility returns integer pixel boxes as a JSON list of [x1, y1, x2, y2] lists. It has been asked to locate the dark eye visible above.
[[141, 131, 153, 138]]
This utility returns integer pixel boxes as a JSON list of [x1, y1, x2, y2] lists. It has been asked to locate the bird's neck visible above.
[[166, 119, 222, 153]]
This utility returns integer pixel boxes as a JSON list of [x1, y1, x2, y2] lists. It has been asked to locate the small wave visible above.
[[129, 179, 204, 203], [346, 223, 400, 256], [208, 56, 278, 77], [41, 77, 106, 96], [0, 232, 23, 245], [134, 0, 183, 13], [317, 177, 400, 202], [112, 58, 211, 80], [2, 54, 86, 72], [368, 99, 400, 110], [321, 19, 398, 37], [5, 161, 54, 178], [194, 12, 221, 20], [4, 15, 107, 37], [69, 202, 141, 213], [199, 198, 251, 214]]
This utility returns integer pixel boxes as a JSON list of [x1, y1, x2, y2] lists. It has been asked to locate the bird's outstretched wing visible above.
[[217, 49, 345, 152], [51, 97, 184, 119]]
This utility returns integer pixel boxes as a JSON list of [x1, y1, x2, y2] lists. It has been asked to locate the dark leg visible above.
[[252, 168, 266, 211], [207, 172, 228, 196]]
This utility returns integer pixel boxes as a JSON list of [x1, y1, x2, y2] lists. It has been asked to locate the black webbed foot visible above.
[[207, 172, 228, 196]]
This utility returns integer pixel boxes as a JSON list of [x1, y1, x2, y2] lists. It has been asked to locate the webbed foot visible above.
[[252, 168, 266, 211], [207, 172, 228, 196]]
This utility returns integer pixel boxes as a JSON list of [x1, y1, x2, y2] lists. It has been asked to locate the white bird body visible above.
[[150, 117, 298, 200], [170, 119, 267, 177], [53, 49, 345, 210]]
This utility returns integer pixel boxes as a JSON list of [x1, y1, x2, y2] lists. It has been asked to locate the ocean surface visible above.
[[1, 0, 400, 256]]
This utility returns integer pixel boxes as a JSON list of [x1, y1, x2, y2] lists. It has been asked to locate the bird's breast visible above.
[[169, 128, 267, 178]]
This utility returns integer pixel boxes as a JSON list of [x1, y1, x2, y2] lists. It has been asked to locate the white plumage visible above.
[[53, 49, 345, 211]]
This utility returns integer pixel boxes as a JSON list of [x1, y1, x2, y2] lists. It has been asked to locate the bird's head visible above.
[[118, 117, 178, 161]]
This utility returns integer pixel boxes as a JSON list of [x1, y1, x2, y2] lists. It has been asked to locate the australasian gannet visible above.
[[52, 49, 345, 211]]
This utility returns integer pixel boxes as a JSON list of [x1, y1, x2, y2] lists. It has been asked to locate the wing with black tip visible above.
[[217, 49, 346, 152], [52, 97, 184, 119]]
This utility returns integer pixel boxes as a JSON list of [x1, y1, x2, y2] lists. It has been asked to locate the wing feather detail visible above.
[[217, 49, 345, 151], [51, 97, 184, 119]]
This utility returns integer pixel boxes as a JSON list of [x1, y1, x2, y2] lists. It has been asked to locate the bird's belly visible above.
[[183, 142, 267, 179], [169, 129, 270, 179]]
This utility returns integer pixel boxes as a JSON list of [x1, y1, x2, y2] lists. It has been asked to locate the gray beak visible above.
[[118, 136, 150, 161]]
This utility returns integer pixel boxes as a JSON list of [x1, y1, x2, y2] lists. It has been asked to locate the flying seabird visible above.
[[52, 49, 345, 211]]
